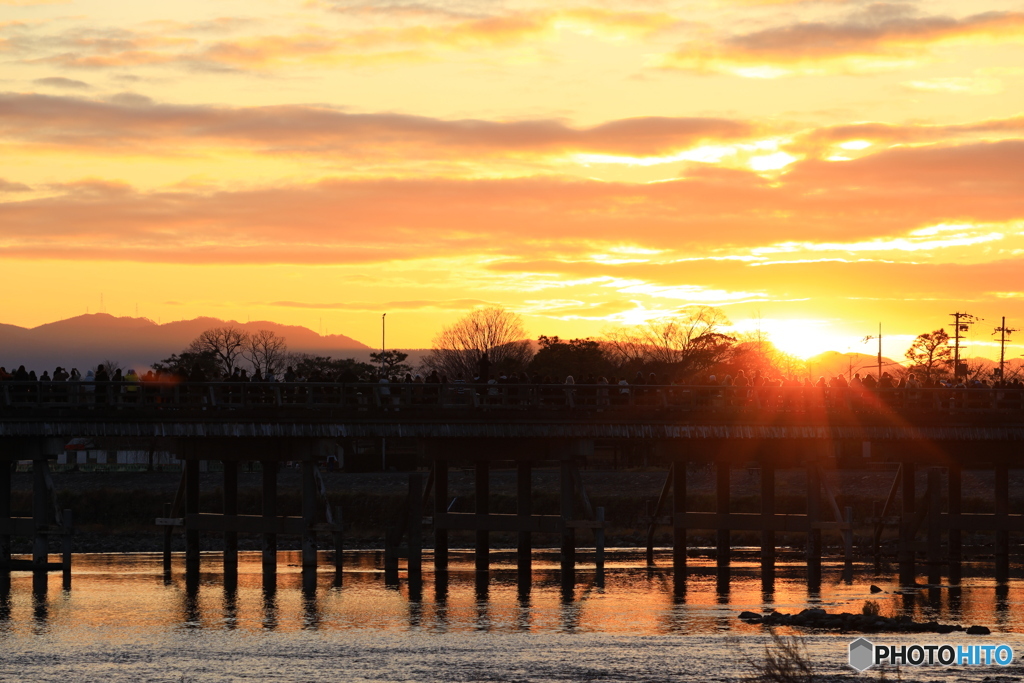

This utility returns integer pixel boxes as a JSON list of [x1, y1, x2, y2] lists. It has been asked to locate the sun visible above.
[[742, 318, 845, 360]]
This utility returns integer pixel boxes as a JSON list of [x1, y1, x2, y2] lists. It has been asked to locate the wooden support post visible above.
[[646, 465, 674, 566], [843, 506, 854, 584], [820, 467, 851, 565], [61, 509, 72, 590], [301, 459, 318, 573], [948, 464, 962, 584], [185, 458, 200, 575], [333, 505, 343, 587], [223, 459, 238, 575], [672, 460, 687, 576], [32, 459, 48, 570], [162, 502, 173, 574], [475, 459, 489, 572], [899, 461, 916, 586], [995, 462, 1009, 583], [926, 468, 941, 585], [0, 460, 10, 570], [262, 460, 278, 576], [434, 459, 449, 572], [384, 528, 399, 585], [874, 465, 902, 569], [163, 469, 186, 576], [407, 472, 423, 582], [517, 460, 532, 578], [716, 460, 730, 571], [760, 463, 775, 576], [595, 506, 606, 584], [560, 459, 575, 578], [806, 463, 821, 586]]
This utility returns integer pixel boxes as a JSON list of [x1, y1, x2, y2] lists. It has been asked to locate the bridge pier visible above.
[[433, 459, 448, 572], [0, 448, 72, 580], [223, 460, 238, 576], [517, 460, 532, 579], [157, 439, 340, 588], [948, 464, 962, 584], [1, 458, 10, 571], [806, 462, 822, 589], [302, 459, 318, 574], [899, 461, 916, 585], [672, 461, 686, 578], [560, 459, 575, 583], [475, 460, 489, 573], [760, 462, 775, 588], [262, 460, 278, 579], [995, 461, 1010, 583], [426, 443, 603, 586], [716, 460, 730, 581], [649, 441, 846, 591], [185, 458, 200, 575]]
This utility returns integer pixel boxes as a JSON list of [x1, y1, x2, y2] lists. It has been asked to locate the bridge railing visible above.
[[1, 380, 1022, 416]]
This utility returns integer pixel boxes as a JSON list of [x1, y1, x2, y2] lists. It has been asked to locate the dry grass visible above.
[[745, 630, 816, 682], [862, 600, 881, 617]]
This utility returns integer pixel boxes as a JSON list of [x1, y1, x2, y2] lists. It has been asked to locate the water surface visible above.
[[2, 550, 1023, 681]]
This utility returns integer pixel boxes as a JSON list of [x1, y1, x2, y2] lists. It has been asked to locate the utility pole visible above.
[[993, 317, 1018, 382], [381, 313, 387, 377], [862, 323, 883, 380], [949, 312, 978, 380]]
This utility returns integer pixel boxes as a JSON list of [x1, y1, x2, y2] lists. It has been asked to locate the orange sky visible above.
[[2, 0, 1024, 361]]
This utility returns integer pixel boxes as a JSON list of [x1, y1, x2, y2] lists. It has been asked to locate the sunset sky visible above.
[[2, 0, 1024, 361]]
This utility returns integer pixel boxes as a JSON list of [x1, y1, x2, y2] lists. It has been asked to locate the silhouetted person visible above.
[[477, 353, 490, 385], [95, 365, 110, 405]]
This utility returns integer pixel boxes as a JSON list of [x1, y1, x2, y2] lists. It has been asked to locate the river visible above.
[[2, 550, 1023, 681]]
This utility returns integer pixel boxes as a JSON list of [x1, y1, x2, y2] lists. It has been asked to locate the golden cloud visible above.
[[657, 10, 1024, 76]]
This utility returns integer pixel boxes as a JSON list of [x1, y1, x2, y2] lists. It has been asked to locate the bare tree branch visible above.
[[421, 306, 533, 379], [188, 326, 249, 376]]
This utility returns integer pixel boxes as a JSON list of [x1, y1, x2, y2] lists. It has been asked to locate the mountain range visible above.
[[0, 314, 373, 373]]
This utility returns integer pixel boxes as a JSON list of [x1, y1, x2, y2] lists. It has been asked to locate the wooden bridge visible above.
[[2, 380, 1023, 591]]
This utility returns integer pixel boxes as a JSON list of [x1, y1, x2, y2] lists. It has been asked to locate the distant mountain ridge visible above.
[[0, 314, 373, 373]]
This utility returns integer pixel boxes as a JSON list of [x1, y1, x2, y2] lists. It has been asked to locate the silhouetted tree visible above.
[[603, 306, 735, 381], [528, 336, 612, 380], [370, 350, 412, 378], [286, 353, 376, 380], [905, 329, 953, 381], [243, 329, 288, 377], [188, 326, 248, 376], [152, 350, 221, 380], [421, 306, 533, 379]]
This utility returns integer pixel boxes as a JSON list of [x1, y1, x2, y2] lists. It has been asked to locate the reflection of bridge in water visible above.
[[2, 381, 1024, 594]]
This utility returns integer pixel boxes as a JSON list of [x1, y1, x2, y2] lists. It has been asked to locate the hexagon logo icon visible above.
[[849, 637, 874, 672]]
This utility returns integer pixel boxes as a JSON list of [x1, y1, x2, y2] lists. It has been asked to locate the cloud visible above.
[[33, 76, 90, 89], [269, 298, 494, 311], [1, 138, 1023, 266], [7, 9, 679, 73], [0, 92, 753, 158], [0, 178, 31, 192], [658, 9, 1024, 75], [902, 76, 1003, 95]]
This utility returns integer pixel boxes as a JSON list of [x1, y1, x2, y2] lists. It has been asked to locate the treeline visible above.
[[137, 306, 1018, 385]]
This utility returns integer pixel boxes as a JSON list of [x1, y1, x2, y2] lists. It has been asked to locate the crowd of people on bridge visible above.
[[2, 353, 1023, 413]]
